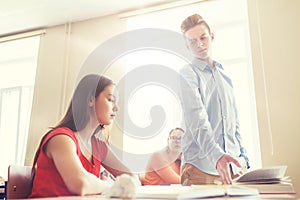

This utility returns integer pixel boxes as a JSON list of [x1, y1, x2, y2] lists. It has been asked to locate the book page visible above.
[[236, 182, 296, 194], [234, 166, 287, 182], [225, 185, 259, 196], [136, 185, 225, 199], [136, 185, 258, 199]]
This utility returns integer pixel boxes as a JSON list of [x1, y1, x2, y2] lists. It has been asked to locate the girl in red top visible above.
[[30, 74, 133, 198]]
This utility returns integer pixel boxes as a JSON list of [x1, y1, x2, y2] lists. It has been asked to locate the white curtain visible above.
[[0, 35, 40, 179], [0, 87, 34, 177]]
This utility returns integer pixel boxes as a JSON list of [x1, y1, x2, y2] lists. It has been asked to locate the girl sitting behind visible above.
[[142, 128, 184, 185]]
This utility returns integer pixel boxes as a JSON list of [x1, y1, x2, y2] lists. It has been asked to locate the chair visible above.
[[6, 165, 33, 199]]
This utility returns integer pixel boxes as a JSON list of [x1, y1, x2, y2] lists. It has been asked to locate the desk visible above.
[[21, 184, 298, 200], [25, 194, 297, 200]]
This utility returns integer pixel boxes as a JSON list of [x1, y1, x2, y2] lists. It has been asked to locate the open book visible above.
[[234, 165, 288, 183], [233, 165, 295, 194], [136, 185, 258, 199]]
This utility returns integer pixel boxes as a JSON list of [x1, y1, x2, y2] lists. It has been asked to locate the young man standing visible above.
[[179, 14, 249, 185]]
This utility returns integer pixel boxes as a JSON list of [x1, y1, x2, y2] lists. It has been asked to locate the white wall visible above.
[[247, 0, 300, 196], [25, 25, 68, 165], [25, 14, 127, 165]]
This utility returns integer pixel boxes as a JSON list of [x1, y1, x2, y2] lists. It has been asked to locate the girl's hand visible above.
[[106, 174, 137, 199]]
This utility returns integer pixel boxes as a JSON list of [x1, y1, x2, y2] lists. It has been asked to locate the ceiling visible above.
[[0, 0, 181, 37]]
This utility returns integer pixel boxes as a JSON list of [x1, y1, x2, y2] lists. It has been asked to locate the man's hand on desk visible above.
[[216, 154, 242, 185]]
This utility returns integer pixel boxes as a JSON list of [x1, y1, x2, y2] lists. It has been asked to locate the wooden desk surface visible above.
[[26, 194, 297, 200], [23, 184, 298, 200]]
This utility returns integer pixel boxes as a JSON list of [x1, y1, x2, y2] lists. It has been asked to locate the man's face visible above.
[[184, 24, 213, 62]]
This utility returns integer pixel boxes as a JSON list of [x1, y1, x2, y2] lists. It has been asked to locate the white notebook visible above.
[[136, 185, 258, 199]]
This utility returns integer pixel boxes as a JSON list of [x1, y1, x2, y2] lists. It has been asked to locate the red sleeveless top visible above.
[[29, 127, 108, 198]]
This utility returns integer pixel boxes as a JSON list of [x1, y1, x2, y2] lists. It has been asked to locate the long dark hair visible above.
[[32, 74, 114, 168]]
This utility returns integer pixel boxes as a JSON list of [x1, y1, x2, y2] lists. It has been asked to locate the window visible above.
[[120, 0, 261, 173], [0, 36, 40, 179]]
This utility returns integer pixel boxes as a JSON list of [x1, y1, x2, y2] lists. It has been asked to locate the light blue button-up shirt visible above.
[[179, 58, 249, 175]]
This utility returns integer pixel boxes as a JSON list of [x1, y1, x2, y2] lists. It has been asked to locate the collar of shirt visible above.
[[192, 58, 223, 71]]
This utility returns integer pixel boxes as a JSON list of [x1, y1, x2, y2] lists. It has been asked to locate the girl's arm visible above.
[[46, 134, 110, 195], [155, 166, 180, 184], [148, 152, 180, 184], [101, 147, 132, 177]]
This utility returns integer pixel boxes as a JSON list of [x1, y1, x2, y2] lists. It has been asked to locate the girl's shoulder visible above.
[[50, 127, 74, 134], [42, 127, 76, 146], [151, 150, 169, 164]]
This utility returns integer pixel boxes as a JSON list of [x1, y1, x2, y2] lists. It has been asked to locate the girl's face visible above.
[[92, 84, 118, 126], [168, 129, 184, 151]]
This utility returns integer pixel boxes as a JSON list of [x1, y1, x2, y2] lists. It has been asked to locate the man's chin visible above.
[[196, 54, 207, 60]]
